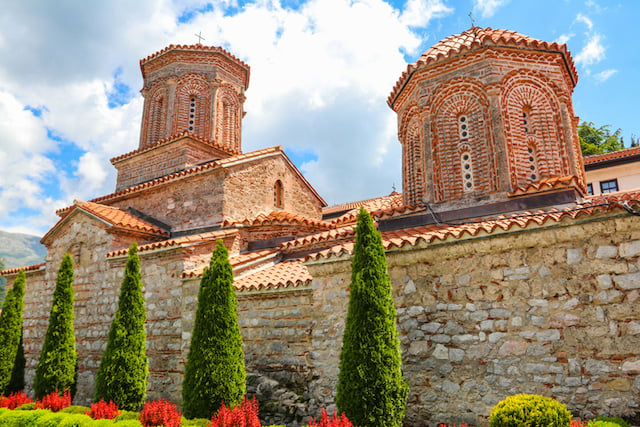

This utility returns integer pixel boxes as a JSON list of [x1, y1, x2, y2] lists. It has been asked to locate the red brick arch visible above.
[[429, 78, 498, 203], [399, 104, 426, 206], [175, 73, 210, 138], [501, 70, 570, 190], [215, 84, 241, 152]]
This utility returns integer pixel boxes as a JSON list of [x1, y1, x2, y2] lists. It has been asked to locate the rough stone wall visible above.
[[13, 214, 139, 402], [307, 212, 640, 426], [108, 155, 322, 235], [108, 171, 226, 233], [222, 156, 323, 223]]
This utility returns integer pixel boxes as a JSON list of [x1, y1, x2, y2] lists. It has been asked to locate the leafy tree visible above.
[[34, 253, 78, 399], [336, 207, 408, 427], [0, 270, 26, 392], [578, 121, 624, 155], [182, 240, 246, 419], [94, 242, 148, 411]]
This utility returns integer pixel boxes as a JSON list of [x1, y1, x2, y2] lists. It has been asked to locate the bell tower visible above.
[[111, 45, 250, 192], [138, 44, 250, 154]]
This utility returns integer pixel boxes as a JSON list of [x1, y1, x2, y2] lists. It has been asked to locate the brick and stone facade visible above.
[[4, 29, 640, 427]]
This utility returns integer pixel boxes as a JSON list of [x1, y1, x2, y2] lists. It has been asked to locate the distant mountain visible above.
[[0, 230, 47, 269]]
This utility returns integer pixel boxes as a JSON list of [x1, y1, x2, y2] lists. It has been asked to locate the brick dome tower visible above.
[[138, 44, 250, 153], [111, 45, 250, 191], [388, 27, 585, 216]]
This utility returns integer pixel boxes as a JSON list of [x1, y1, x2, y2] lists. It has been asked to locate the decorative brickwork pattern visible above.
[[215, 83, 242, 153], [429, 78, 498, 203], [174, 73, 211, 141], [501, 70, 569, 190], [399, 104, 425, 206]]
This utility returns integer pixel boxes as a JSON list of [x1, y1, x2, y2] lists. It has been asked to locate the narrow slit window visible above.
[[274, 180, 284, 208], [461, 151, 474, 192], [188, 97, 196, 132], [458, 115, 469, 139]]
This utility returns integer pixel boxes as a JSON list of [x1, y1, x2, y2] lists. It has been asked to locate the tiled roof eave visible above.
[[57, 146, 284, 216], [110, 131, 238, 165], [1, 263, 46, 277]]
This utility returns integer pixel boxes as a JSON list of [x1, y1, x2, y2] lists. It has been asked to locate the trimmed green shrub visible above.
[[0, 409, 49, 427], [182, 240, 246, 419], [34, 253, 78, 399], [91, 420, 116, 427], [0, 270, 26, 393], [61, 406, 91, 414], [57, 414, 94, 427], [588, 418, 630, 427], [15, 403, 36, 411], [113, 420, 143, 427], [182, 418, 209, 427], [113, 410, 139, 422], [6, 332, 25, 394], [336, 207, 408, 427], [94, 243, 148, 411], [489, 394, 572, 427]]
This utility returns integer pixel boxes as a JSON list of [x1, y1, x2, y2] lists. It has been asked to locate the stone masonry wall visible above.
[[307, 211, 640, 426]]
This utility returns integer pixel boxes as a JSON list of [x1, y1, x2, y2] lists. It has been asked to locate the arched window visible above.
[[274, 180, 284, 208]]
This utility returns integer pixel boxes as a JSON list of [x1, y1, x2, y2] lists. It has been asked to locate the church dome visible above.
[[388, 27, 577, 108]]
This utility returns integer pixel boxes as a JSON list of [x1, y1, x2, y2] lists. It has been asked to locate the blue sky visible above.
[[0, 0, 637, 237]]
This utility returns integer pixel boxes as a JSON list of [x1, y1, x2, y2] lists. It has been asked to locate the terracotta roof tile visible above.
[[508, 175, 579, 197], [222, 211, 334, 229], [584, 146, 640, 166], [43, 200, 169, 244], [1, 263, 46, 276], [323, 191, 403, 215], [110, 131, 239, 164], [233, 260, 312, 291], [181, 248, 279, 279], [388, 27, 577, 108], [304, 192, 640, 262], [279, 226, 356, 252], [106, 228, 239, 258]]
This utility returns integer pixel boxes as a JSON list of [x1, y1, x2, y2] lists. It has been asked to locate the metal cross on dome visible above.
[[195, 31, 205, 44]]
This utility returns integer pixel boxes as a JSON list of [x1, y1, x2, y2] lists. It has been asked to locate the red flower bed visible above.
[[210, 397, 260, 427], [139, 399, 182, 427], [307, 408, 353, 427], [86, 398, 121, 420], [0, 391, 32, 409], [36, 389, 71, 412]]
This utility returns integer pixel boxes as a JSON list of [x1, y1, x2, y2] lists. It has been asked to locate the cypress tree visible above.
[[182, 240, 246, 419], [0, 270, 26, 393], [34, 253, 78, 399], [336, 207, 408, 427], [5, 332, 25, 394], [94, 242, 148, 411]]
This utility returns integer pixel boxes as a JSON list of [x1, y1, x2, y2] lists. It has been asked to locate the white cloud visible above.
[[1, 0, 458, 234], [575, 13, 593, 30], [555, 33, 574, 45], [401, 0, 454, 28], [594, 69, 618, 82], [575, 33, 605, 66], [473, 0, 511, 18]]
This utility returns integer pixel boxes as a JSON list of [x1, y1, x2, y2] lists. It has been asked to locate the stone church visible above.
[[4, 27, 640, 426]]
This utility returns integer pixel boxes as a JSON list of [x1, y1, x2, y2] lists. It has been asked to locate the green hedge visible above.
[[588, 418, 630, 427], [489, 394, 572, 427]]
